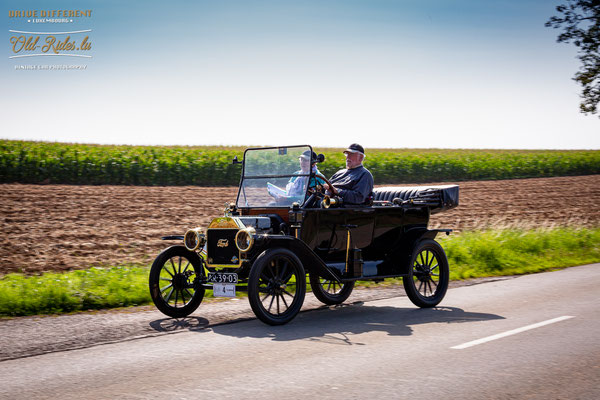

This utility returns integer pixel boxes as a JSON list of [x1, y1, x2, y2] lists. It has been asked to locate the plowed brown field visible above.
[[1, 175, 599, 275]]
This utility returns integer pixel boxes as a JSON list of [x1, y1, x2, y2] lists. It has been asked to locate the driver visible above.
[[286, 150, 326, 196], [325, 143, 373, 204]]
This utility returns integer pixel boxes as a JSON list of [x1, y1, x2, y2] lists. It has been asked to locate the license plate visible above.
[[207, 272, 238, 284], [213, 283, 236, 297]]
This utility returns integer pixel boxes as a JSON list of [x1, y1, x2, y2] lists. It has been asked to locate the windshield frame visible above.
[[236, 145, 315, 209]]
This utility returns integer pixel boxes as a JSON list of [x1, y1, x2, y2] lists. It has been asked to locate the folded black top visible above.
[[372, 185, 459, 214]]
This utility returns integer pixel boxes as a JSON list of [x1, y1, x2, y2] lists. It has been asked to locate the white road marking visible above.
[[451, 316, 575, 350]]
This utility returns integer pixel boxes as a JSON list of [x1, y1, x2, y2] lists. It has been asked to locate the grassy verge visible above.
[[0, 266, 150, 317], [1, 227, 599, 317], [441, 228, 600, 280]]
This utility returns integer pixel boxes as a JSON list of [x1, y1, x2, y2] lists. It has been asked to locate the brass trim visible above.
[[208, 217, 243, 229], [205, 216, 245, 268], [345, 229, 351, 274]]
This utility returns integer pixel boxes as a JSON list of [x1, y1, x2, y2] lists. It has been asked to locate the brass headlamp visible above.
[[235, 227, 256, 252], [184, 228, 206, 251]]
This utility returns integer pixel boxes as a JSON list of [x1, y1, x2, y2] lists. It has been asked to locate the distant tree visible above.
[[546, 0, 600, 116]]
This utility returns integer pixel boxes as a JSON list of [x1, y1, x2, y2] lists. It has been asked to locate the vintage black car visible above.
[[149, 145, 459, 325]]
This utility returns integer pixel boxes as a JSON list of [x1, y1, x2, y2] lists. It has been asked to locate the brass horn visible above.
[[321, 195, 339, 209]]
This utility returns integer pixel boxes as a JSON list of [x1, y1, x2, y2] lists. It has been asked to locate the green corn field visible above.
[[1, 140, 598, 185]]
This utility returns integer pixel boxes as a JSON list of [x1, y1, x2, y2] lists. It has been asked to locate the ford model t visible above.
[[149, 145, 459, 325]]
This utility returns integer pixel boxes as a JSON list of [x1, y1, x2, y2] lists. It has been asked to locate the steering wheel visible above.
[[313, 173, 338, 196]]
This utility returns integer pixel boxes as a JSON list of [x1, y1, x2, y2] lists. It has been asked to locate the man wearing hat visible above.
[[326, 143, 374, 204]]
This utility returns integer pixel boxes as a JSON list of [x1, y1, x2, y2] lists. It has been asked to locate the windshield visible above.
[[236, 145, 313, 208]]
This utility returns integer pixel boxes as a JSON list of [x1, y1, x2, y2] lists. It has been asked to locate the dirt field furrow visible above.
[[1, 175, 599, 274]]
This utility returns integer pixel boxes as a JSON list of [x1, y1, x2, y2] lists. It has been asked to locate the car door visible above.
[[302, 208, 375, 262]]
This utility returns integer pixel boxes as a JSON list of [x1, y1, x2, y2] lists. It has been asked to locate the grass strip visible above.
[[441, 227, 600, 280], [0, 227, 598, 317], [0, 266, 150, 317]]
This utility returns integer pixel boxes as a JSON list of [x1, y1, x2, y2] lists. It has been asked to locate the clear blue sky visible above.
[[2, 0, 598, 149]]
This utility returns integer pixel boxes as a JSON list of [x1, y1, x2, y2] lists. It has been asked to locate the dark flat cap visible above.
[[300, 150, 317, 162], [343, 143, 365, 155]]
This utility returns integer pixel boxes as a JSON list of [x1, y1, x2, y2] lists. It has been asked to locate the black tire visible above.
[[149, 246, 205, 318], [403, 239, 449, 308], [248, 248, 306, 325], [309, 273, 354, 305]]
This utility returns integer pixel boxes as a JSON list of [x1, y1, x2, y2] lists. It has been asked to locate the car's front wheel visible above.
[[248, 248, 306, 325], [149, 246, 205, 318], [403, 239, 449, 308]]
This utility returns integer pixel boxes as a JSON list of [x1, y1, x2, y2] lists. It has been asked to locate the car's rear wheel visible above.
[[403, 239, 449, 308], [309, 273, 354, 305], [248, 248, 306, 325], [149, 246, 205, 318]]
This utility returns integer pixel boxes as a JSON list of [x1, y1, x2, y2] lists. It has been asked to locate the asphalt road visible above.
[[1, 264, 598, 400]]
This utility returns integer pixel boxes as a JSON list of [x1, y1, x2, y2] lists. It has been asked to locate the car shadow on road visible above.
[[209, 303, 504, 344]]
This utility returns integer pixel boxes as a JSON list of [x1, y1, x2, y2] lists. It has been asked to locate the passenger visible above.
[[325, 143, 374, 205], [286, 150, 326, 196]]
